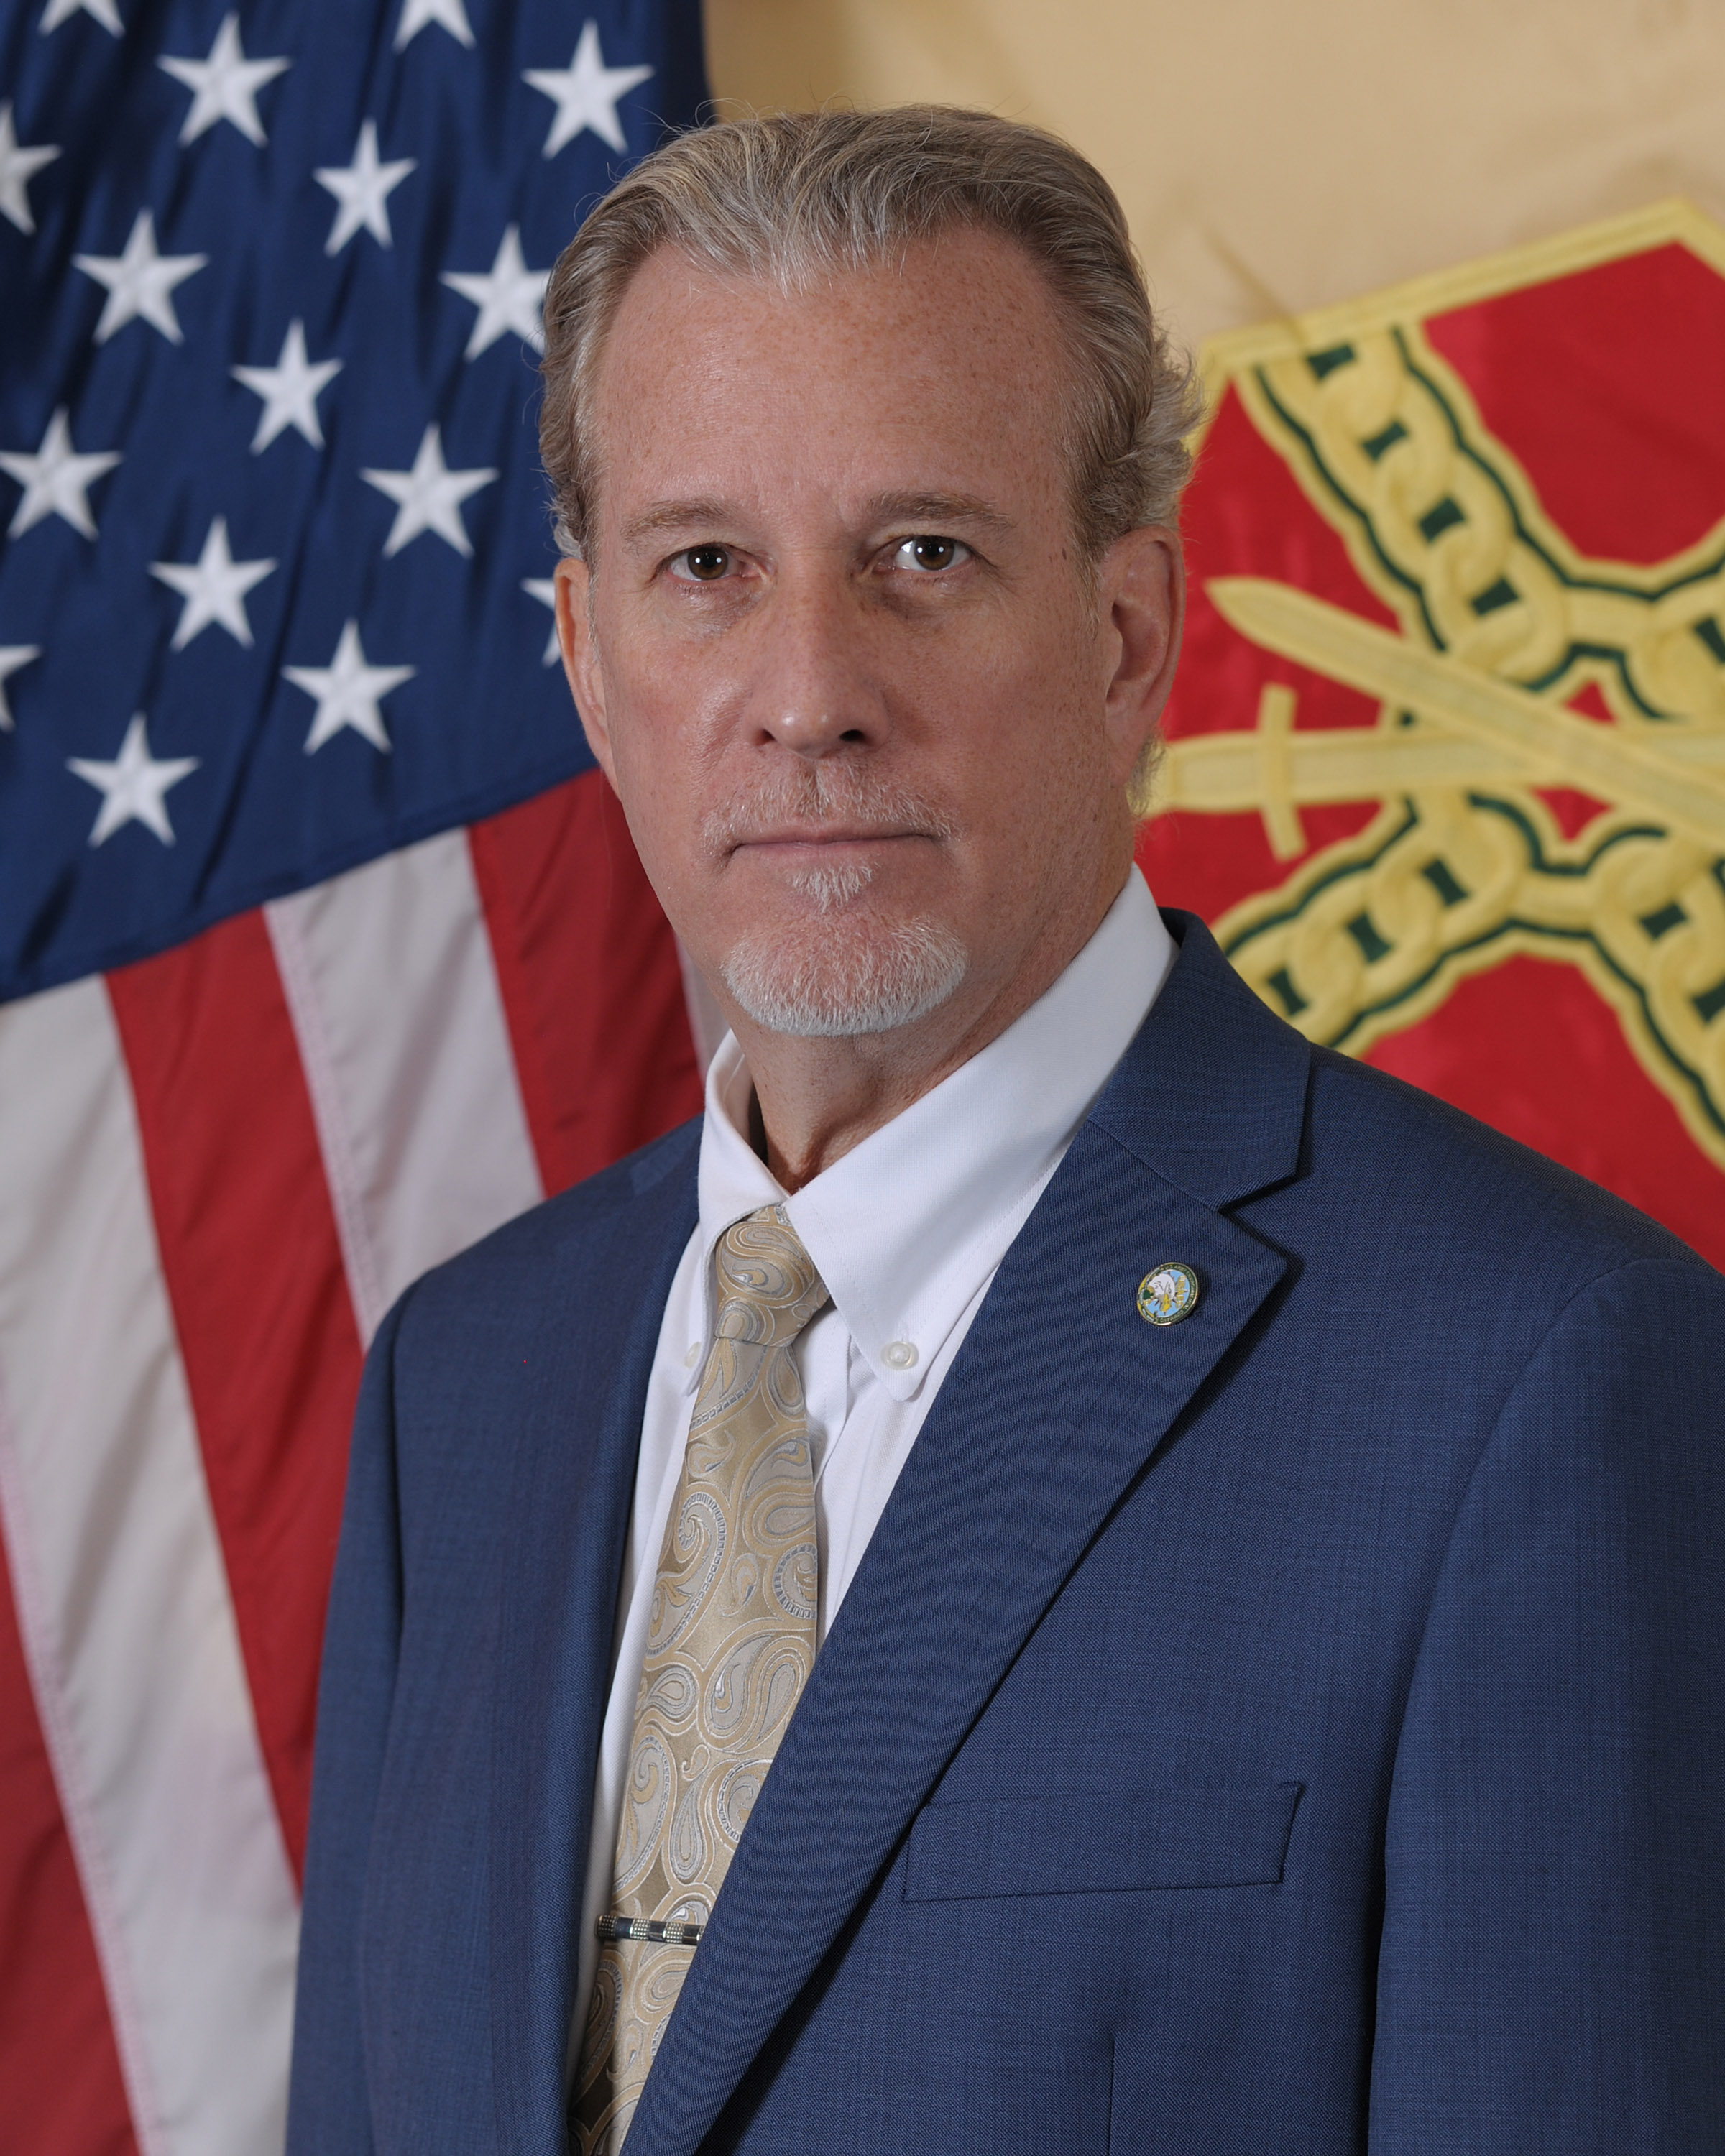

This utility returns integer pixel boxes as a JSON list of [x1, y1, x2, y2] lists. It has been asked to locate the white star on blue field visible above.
[[0, 1, 706, 998]]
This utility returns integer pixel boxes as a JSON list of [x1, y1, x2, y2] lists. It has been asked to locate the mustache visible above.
[[701, 765, 954, 854]]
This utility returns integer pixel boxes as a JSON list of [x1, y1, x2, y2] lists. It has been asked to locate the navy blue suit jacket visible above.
[[288, 913, 1725, 2154]]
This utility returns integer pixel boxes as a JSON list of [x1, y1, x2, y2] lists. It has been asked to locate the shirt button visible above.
[[881, 1340, 919, 1371], [684, 1342, 702, 1369]]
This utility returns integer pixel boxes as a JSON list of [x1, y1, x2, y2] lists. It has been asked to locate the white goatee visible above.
[[707, 766, 969, 1037], [722, 910, 968, 1038]]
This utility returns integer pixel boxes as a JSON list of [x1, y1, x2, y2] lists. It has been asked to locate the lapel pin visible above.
[[1137, 1261, 1200, 1326]]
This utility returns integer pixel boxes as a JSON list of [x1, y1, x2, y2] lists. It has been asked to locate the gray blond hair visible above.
[[538, 106, 1198, 567]]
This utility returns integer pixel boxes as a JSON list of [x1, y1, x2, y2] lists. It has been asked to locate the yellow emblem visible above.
[[1151, 202, 1725, 1178]]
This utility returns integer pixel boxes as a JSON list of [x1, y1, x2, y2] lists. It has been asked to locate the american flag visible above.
[[0, 3, 709, 2148]]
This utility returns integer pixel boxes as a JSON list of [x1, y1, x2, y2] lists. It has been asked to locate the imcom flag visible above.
[[0, 1, 708, 2150], [1142, 203, 1725, 1272]]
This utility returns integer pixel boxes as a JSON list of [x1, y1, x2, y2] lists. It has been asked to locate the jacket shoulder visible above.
[[1300, 1041, 1711, 1282], [1125, 913, 1711, 1289]]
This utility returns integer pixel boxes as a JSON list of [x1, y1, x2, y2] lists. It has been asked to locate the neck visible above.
[[723, 859, 1133, 1193]]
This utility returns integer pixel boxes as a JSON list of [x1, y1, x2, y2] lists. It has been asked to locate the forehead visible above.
[[586, 227, 1075, 528]]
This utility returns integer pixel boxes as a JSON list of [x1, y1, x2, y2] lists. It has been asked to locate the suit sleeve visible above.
[[284, 1288, 413, 2156], [1369, 1256, 1725, 2152]]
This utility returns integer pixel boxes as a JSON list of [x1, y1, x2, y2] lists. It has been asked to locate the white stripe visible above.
[[0, 1389, 165, 2156], [0, 977, 299, 2156], [266, 828, 543, 1343]]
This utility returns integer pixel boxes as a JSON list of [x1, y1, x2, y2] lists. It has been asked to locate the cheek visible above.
[[613, 730, 704, 878], [592, 619, 712, 807], [589, 680, 694, 871], [943, 636, 1106, 814]]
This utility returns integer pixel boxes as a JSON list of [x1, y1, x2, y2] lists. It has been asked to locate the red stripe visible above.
[[0, 1536, 139, 2155], [469, 769, 704, 1196], [107, 913, 365, 1878]]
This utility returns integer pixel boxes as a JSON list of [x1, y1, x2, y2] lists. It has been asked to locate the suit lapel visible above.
[[489, 1136, 699, 2156], [626, 918, 1312, 2156]]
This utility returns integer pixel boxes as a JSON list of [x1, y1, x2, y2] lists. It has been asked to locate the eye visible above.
[[671, 543, 732, 582], [892, 535, 968, 573]]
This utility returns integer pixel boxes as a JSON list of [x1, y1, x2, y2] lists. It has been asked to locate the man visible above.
[[287, 109, 1725, 2155]]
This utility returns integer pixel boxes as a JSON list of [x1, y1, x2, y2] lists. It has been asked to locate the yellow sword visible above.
[[1201, 577, 1725, 851]]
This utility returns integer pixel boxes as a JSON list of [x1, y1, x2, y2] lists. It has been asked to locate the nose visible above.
[[747, 564, 887, 760]]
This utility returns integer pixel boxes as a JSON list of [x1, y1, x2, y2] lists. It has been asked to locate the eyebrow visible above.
[[618, 489, 1016, 550], [620, 499, 735, 548], [862, 491, 1014, 539]]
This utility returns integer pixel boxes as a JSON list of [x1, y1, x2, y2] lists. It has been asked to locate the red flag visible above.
[[1141, 201, 1725, 1270]]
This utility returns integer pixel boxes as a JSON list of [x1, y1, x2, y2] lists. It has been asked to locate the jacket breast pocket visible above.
[[901, 1780, 1303, 1903]]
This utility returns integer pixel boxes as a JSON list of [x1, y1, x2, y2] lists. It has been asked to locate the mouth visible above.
[[702, 775, 955, 872], [727, 827, 936, 859], [719, 829, 946, 917]]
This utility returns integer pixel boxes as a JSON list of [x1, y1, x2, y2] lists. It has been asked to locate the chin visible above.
[[719, 910, 970, 1038]]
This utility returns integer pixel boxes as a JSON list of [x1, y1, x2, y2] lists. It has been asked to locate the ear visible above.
[[1098, 525, 1185, 787], [554, 556, 619, 790]]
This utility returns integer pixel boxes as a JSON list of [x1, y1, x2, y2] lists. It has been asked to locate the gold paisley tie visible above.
[[572, 1204, 829, 2155]]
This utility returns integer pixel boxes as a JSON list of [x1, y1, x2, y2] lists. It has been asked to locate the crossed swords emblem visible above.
[[1159, 577, 1725, 862], [1146, 292, 1725, 1173]]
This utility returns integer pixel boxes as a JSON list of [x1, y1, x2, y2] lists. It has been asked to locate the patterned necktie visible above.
[[572, 1204, 829, 2155]]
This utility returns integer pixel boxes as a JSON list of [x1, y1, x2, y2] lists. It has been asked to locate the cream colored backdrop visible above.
[[704, 0, 1725, 354]]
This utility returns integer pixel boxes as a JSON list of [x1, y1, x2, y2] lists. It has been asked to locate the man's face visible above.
[[557, 226, 1180, 1047]]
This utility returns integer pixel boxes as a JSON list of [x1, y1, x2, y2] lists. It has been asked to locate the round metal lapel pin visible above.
[[1136, 1261, 1200, 1326]]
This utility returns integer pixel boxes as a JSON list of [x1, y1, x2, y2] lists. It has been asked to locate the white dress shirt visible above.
[[571, 866, 1174, 2042]]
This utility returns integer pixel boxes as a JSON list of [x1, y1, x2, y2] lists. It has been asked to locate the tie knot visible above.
[[712, 1205, 829, 1346]]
